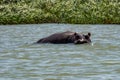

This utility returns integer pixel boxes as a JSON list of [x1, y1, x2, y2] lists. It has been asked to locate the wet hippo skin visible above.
[[36, 31, 91, 44]]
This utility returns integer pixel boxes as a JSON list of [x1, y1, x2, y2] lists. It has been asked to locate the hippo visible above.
[[36, 31, 91, 44]]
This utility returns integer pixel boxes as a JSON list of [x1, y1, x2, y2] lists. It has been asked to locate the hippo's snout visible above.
[[74, 38, 91, 44]]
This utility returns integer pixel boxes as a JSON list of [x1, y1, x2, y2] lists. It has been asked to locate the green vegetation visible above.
[[0, 0, 120, 24]]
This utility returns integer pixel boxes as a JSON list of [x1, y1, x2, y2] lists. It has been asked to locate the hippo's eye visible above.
[[75, 35, 80, 39], [85, 35, 89, 39]]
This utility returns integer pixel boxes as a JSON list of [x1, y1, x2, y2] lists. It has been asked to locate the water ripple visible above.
[[0, 24, 120, 80]]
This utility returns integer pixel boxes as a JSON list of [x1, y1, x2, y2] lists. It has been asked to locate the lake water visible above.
[[0, 24, 120, 80]]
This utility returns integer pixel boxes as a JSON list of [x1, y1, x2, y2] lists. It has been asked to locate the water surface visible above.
[[0, 24, 120, 80]]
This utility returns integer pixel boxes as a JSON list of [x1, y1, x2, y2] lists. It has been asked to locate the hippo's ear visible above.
[[74, 32, 80, 39], [88, 32, 91, 37]]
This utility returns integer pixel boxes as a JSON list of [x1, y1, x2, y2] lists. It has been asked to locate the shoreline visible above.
[[0, 0, 120, 25]]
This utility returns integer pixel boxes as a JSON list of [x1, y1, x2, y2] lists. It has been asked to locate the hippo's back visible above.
[[37, 31, 75, 43]]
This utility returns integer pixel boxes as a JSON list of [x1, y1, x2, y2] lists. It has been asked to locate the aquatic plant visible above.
[[0, 0, 119, 24]]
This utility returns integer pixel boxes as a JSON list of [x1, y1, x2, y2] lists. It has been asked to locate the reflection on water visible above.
[[0, 24, 120, 80]]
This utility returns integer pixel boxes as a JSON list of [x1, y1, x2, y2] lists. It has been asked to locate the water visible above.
[[0, 24, 120, 80]]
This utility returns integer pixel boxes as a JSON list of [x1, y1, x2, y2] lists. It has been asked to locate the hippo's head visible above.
[[74, 32, 91, 44]]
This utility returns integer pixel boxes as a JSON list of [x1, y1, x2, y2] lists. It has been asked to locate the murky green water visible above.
[[0, 24, 120, 80]]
